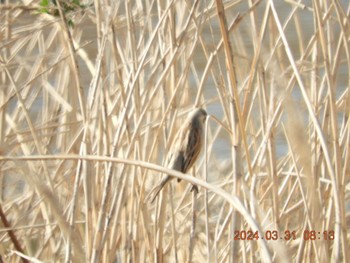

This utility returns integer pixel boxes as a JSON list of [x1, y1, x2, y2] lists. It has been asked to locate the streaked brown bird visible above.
[[148, 108, 207, 203]]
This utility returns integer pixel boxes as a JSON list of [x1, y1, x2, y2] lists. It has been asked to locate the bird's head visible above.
[[191, 108, 207, 124]]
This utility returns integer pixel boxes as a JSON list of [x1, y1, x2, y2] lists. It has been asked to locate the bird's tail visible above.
[[146, 176, 171, 203]]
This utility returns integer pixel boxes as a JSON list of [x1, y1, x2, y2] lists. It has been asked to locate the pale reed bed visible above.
[[0, 0, 349, 262]]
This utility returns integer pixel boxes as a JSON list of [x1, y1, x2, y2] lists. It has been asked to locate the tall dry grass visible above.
[[0, 0, 349, 262]]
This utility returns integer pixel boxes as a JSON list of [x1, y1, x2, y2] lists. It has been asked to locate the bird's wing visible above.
[[166, 123, 187, 168], [182, 123, 201, 173]]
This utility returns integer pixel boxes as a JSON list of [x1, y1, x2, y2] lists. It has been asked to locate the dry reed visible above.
[[0, 0, 349, 262]]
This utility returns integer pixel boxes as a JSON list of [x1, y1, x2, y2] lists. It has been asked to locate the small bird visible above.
[[148, 108, 207, 203]]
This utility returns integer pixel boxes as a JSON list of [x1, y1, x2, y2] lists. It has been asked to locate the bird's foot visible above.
[[190, 184, 198, 193]]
